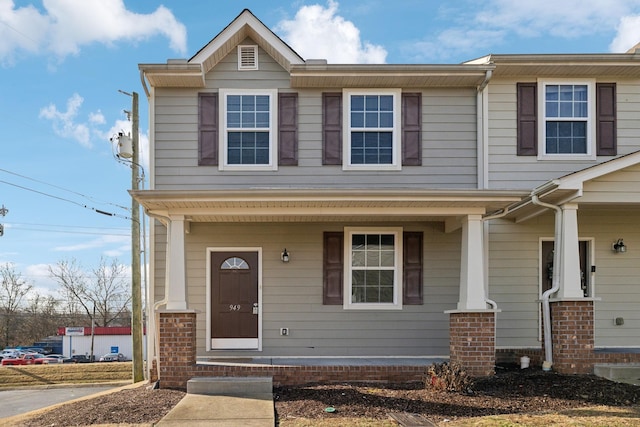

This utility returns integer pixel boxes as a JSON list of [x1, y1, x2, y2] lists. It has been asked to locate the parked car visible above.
[[99, 353, 126, 362], [42, 354, 66, 364], [0, 349, 19, 360], [1, 353, 49, 365], [63, 355, 93, 363]]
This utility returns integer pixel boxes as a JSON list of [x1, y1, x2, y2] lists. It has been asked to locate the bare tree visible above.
[[0, 263, 33, 348], [21, 293, 60, 346], [49, 258, 131, 328], [92, 258, 131, 327], [48, 259, 90, 322]]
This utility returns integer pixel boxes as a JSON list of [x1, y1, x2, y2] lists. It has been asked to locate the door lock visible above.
[[252, 303, 259, 314]]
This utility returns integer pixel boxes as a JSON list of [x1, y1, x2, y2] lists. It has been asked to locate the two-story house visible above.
[[135, 9, 640, 389]]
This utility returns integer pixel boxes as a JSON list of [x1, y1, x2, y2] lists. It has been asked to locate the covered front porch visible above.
[[135, 188, 523, 388]]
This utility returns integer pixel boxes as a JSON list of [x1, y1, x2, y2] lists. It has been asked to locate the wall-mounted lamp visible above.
[[612, 238, 627, 253], [281, 248, 290, 263]]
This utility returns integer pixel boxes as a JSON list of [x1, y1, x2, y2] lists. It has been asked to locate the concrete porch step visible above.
[[187, 376, 273, 396], [594, 364, 640, 386]]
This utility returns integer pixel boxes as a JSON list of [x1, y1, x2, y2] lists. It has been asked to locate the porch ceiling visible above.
[[131, 188, 525, 224]]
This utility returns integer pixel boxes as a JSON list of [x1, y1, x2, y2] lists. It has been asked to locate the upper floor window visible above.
[[220, 89, 277, 171], [538, 79, 595, 160], [344, 227, 403, 310], [343, 89, 401, 170]]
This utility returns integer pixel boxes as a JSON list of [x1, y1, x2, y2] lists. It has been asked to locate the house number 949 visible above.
[[229, 304, 241, 311]]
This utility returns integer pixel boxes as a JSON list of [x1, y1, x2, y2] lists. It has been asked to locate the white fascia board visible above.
[[190, 10, 303, 67]]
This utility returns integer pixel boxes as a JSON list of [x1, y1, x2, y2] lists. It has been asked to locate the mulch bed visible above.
[[15, 365, 640, 426], [274, 366, 640, 424]]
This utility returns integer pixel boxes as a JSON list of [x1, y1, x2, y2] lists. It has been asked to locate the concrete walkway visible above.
[[156, 393, 274, 427]]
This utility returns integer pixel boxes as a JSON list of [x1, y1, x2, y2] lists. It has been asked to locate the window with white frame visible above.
[[538, 79, 595, 159], [343, 90, 401, 170], [220, 89, 277, 170], [344, 227, 403, 310]]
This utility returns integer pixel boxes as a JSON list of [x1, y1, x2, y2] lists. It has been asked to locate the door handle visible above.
[[252, 303, 259, 315]]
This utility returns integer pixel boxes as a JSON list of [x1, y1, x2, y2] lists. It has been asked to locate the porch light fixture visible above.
[[612, 239, 627, 253], [281, 248, 290, 263]]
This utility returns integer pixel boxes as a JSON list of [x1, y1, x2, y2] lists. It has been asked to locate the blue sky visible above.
[[1, 0, 640, 297]]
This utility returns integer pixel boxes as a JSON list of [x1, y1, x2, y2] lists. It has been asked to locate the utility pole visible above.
[[0, 205, 8, 236], [130, 91, 144, 383]]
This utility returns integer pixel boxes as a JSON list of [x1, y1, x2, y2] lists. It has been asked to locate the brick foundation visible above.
[[449, 311, 496, 377], [155, 311, 428, 390], [155, 307, 639, 389]]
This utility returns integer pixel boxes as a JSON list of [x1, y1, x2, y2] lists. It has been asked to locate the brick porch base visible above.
[[448, 311, 496, 377], [155, 311, 429, 389]]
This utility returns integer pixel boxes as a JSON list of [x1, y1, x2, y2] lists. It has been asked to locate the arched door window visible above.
[[220, 257, 249, 270]]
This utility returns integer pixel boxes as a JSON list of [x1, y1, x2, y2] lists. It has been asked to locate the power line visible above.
[[6, 226, 129, 237], [7, 222, 129, 231], [0, 168, 130, 212], [0, 179, 132, 221], [0, 18, 40, 48]]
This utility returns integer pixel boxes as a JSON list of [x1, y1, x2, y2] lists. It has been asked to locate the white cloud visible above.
[[24, 263, 60, 297], [610, 15, 640, 52], [53, 234, 129, 253], [39, 93, 99, 148], [412, 0, 640, 61], [0, 0, 186, 63], [474, 0, 632, 38], [275, 0, 387, 64], [89, 111, 106, 125]]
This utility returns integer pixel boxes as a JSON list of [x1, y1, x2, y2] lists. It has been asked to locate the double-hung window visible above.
[[538, 79, 595, 160], [343, 89, 401, 170], [220, 89, 277, 170], [344, 227, 402, 310]]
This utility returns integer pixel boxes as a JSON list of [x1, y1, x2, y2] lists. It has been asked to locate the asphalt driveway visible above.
[[0, 385, 119, 419]]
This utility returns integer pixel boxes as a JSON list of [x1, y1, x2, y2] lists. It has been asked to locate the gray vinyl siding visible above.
[[151, 221, 460, 358], [487, 78, 640, 190], [488, 208, 640, 349], [151, 41, 479, 191]]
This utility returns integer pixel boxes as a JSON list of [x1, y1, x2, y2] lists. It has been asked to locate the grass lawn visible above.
[[0, 362, 132, 388]]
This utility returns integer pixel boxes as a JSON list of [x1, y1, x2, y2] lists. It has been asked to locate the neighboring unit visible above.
[[135, 9, 640, 389]]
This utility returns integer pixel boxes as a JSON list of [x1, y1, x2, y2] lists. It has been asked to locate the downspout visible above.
[[531, 194, 562, 371], [481, 202, 514, 310], [144, 210, 170, 385], [139, 69, 151, 99], [477, 69, 493, 308], [477, 69, 492, 190]]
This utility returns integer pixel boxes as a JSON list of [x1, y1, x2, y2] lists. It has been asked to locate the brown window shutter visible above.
[[323, 231, 343, 305], [322, 92, 342, 165], [517, 83, 537, 156], [402, 93, 422, 166], [198, 92, 218, 165], [278, 92, 298, 165], [403, 231, 423, 305], [596, 83, 617, 156]]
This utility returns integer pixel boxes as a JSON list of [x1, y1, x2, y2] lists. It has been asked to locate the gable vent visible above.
[[238, 45, 258, 70]]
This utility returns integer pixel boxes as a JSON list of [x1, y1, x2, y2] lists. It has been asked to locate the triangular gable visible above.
[[558, 149, 640, 190], [496, 150, 640, 222], [189, 9, 304, 73]]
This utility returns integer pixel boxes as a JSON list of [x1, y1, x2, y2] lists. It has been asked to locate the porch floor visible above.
[[196, 356, 448, 367]]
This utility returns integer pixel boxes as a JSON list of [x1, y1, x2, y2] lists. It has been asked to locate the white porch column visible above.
[[165, 215, 188, 310], [558, 203, 583, 299], [458, 214, 487, 310]]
